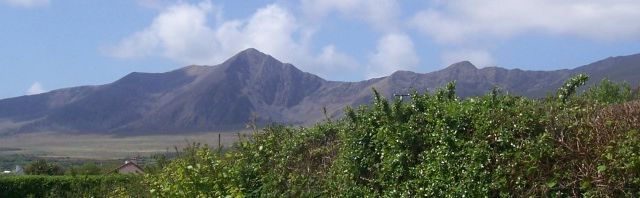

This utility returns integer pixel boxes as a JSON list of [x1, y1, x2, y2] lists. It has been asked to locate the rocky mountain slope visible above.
[[0, 48, 638, 135]]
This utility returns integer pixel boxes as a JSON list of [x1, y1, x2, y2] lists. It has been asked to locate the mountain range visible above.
[[1, 48, 638, 135]]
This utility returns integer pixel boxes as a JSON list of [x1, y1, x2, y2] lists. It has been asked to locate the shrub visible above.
[[0, 175, 145, 198], [582, 78, 633, 105], [145, 143, 233, 197], [24, 160, 64, 176], [143, 74, 640, 197], [67, 163, 102, 175]]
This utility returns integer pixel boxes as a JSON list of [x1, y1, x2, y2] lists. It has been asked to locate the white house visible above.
[[14, 165, 24, 175]]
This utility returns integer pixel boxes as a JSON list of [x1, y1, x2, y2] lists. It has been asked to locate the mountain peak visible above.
[[224, 48, 280, 67], [233, 48, 274, 62], [445, 61, 477, 71], [237, 48, 265, 57], [219, 48, 307, 79]]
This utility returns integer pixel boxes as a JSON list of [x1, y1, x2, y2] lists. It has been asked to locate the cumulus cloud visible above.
[[3, 0, 49, 8], [301, 0, 401, 31], [411, 0, 640, 43], [441, 49, 494, 68], [366, 33, 420, 78], [106, 1, 358, 79], [26, 82, 45, 95], [107, 1, 218, 64], [214, 4, 303, 63]]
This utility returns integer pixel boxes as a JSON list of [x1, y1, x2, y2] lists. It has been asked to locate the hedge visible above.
[[0, 175, 146, 198], [145, 76, 640, 197]]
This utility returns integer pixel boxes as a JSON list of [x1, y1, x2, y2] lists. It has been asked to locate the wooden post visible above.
[[218, 133, 222, 153]]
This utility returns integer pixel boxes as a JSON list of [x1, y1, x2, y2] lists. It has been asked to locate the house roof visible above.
[[115, 161, 144, 173]]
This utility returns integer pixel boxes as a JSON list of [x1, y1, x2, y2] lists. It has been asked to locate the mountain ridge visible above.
[[0, 48, 638, 135]]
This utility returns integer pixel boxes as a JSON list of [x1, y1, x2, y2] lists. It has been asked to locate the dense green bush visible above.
[[141, 75, 640, 197], [0, 175, 145, 198], [582, 78, 633, 105], [24, 160, 64, 176], [66, 163, 102, 175], [146, 126, 340, 197], [144, 143, 233, 197]]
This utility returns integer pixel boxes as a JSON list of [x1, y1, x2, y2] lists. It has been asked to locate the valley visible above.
[[0, 131, 245, 159]]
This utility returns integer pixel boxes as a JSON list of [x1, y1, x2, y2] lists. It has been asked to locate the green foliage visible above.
[[582, 78, 633, 104], [602, 130, 640, 196], [25, 160, 64, 176], [557, 73, 589, 103], [145, 143, 233, 197], [0, 175, 145, 198], [328, 82, 547, 197], [0, 155, 125, 175], [67, 163, 102, 175], [141, 74, 640, 197], [146, 124, 340, 197], [142, 154, 169, 174]]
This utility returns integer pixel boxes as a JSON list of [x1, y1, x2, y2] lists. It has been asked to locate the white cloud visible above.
[[317, 45, 359, 71], [442, 49, 494, 68], [411, 0, 640, 43], [215, 4, 360, 78], [214, 4, 302, 63], [301, 0, 401, 31], [3, 0, 49, 8], [26, 82, 44, 95], [107, 1, 219, 64], [107, 1, 359, 80], [366, 33, 420, 78]]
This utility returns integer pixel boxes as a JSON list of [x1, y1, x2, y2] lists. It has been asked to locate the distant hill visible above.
[[0, 48, 638, 135]]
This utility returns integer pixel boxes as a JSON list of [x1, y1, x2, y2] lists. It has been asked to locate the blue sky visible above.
[[2, 0, 640, 99]]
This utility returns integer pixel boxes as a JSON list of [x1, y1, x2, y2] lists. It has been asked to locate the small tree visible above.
[[25, 159, 64, 175]]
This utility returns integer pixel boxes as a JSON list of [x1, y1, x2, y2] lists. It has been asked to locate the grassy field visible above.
[[0, 131, 247, 159]]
